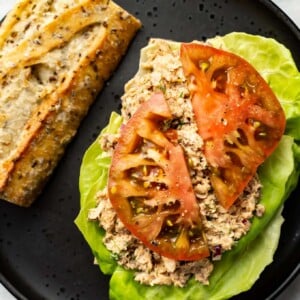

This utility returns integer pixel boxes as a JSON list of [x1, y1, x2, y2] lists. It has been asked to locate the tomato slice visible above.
[[108, 93, 209, 261], [180, 43, 286, 209]]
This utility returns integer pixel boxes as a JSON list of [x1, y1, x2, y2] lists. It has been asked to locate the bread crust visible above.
[[0, 0, 141, 206]]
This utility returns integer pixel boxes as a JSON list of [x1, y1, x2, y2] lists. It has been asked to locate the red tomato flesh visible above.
[[180, 43, 286, 209], [108, 93, 209, 261]]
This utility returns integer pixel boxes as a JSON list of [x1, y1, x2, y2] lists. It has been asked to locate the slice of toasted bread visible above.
[[0, 0, 141, 206]]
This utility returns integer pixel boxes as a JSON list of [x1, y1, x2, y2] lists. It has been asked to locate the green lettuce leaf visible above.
[[75, 112, 122, 275], [75, 33, 300, 299], [76, 120, 298, 300]]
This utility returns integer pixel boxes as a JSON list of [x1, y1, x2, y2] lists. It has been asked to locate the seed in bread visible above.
[[0, 0, 141, 206]]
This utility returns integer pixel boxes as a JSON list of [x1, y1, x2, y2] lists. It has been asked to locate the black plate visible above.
[[1, 1, 300, 299]]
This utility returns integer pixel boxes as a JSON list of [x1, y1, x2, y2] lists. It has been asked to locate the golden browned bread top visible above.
[[0, 0, 141, 206]]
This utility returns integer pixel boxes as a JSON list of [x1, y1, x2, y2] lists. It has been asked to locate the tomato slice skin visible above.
[[108, 93, 209, 261], [180, 43, 286, 209]]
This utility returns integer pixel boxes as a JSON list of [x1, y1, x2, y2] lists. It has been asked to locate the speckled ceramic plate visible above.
[[0, 1, 299, 299]]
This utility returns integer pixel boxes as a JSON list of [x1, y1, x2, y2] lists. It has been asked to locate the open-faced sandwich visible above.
[[75, 32, 300, 299]]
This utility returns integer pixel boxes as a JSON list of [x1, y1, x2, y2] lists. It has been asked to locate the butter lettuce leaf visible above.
[[76, 115, 299, 300], [75, 33, 300, 299], [75, 112, 122, 275]]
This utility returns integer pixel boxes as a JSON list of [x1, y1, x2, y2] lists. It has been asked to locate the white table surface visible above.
[[0, 0, 299, 299]]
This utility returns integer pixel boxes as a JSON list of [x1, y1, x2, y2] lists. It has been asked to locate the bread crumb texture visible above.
[[0, 0, 141, 206]]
